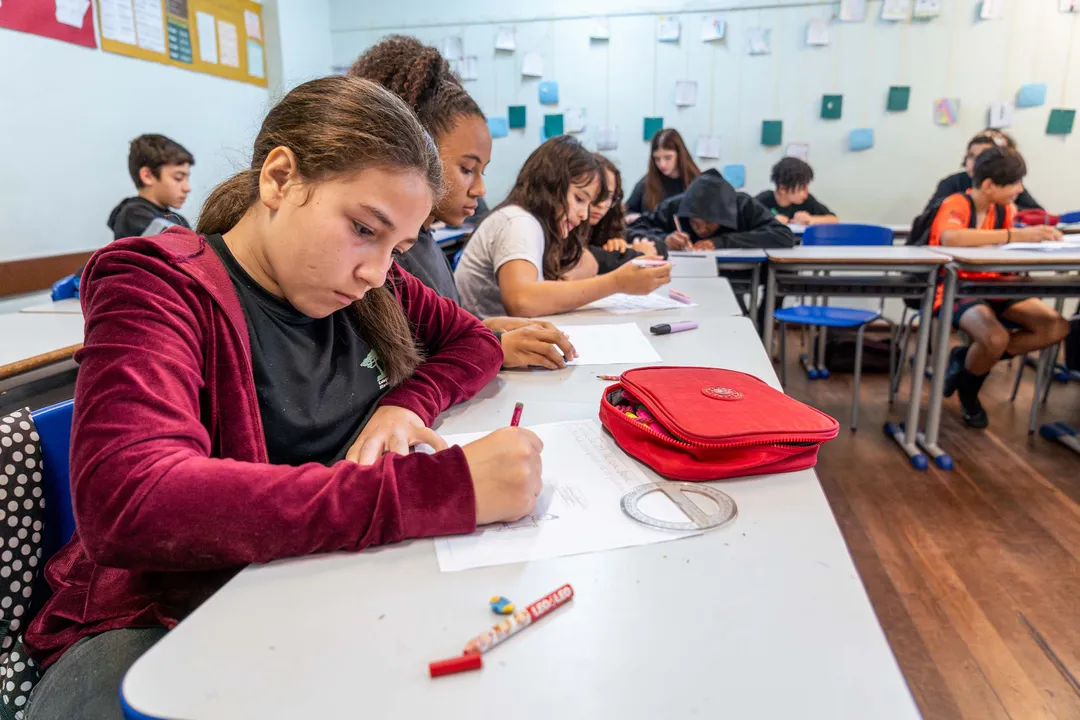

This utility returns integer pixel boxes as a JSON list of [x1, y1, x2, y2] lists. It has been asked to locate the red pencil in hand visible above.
[[510, 402, 524, 427]]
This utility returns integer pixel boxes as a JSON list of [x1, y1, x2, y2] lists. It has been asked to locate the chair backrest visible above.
[[451, 248, 465, 270], [1059, 210, 1080, 225], [802, 223, 894, 247], [29, 400, 75, 559], [50, 274, 79, 301]]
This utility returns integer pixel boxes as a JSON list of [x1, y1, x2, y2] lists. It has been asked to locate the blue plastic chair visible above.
[[29, 400, 76, 561], [451, 248, 465, 270], [50, 274, 80, 302], [774, 224, 894, 430]]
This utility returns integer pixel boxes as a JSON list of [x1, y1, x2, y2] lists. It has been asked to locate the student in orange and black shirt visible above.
[[928, 147, 1068, 428]]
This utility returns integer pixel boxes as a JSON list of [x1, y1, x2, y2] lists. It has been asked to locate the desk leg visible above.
[[763, 265, 777, 362], [916, 266, 956, 469], [885, 273, 932, 470], [1029, 297, 1067, 433], [749, 264, 761, 332]]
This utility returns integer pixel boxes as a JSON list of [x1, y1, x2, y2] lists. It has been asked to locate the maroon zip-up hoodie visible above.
[[26, 228, 501, 668]]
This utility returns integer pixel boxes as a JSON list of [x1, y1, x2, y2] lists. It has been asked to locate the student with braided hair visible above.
[[350, 36, 578, 369]]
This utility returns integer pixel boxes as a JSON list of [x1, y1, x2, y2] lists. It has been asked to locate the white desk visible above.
[[920, 246, 1080, 466], [122, 287, 919, 719], [19, 298, 83, 315], [668, 250, 767, 326], [0, 312, 84, 380]]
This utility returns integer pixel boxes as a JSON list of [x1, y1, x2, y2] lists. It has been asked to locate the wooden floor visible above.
[[783, 344, 1080, 720]]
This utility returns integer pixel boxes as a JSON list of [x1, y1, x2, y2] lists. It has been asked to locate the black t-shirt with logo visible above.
[[754, 190, 833, 219], [207, 234, 389, 466]]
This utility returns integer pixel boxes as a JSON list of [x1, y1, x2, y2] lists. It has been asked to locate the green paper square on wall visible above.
[[643, 117, 664, 142], [761, 120, 783, 146], [1047, 109, 1075, 136], [821, 95, 843, 120], [544, 114, 565, 139], [887, 86, 910, 112], [508, 106, 527, 129]]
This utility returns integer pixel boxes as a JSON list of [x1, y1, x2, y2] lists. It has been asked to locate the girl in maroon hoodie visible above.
[[25, 77, 543, 719]]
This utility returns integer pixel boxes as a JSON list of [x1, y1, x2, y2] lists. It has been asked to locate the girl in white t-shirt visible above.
[[455, 136, 671, 318]]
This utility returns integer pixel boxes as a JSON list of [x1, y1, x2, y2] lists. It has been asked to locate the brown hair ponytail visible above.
[[196, 76, 444, 386]]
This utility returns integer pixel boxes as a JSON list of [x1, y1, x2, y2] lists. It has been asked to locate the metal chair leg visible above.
[[852, 324, 865, 431], [1042, 342, 1062, 405], [1009, 354, 1026, 403], [780, 322, 788, 387], [888, 320, 898, 406]]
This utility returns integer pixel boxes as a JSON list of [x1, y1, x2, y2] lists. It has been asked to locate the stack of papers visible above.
[[580, 292, 696, 314]]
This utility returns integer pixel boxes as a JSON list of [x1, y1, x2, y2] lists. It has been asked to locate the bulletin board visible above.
[[0, 0, 98, 49], [96, 0, 266, 88]]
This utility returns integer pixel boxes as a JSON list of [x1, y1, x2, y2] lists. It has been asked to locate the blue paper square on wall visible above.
[[722, 164, 746, 189], [487, 117, 509, 138], [1017, 83, 1047, 108], [539, 81, 559, 104], [849, 128, 874, 151]]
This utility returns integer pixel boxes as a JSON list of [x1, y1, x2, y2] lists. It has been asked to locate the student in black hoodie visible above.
[[107, 134, 194, 240], [624, 129, 701, 218], [926, 130, 1042, 211], [627, 169, 794, 253]]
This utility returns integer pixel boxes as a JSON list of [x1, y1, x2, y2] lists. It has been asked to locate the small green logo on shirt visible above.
[[362, 349, 389, 390]]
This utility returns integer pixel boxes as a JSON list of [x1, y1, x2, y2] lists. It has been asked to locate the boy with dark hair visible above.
[[926, 130, 1042, 211], [755, 157, 838, 226], [627, 168, 793, 252], [107, 134, 194, 240], [929, 146, 1068, 428]]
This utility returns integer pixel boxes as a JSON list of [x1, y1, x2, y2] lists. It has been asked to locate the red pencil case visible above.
[[599, 366, 839, 481]]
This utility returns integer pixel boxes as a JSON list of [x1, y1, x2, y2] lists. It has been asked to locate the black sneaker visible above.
[[942, 345, 969, 398], [957, 371, 989, 429]]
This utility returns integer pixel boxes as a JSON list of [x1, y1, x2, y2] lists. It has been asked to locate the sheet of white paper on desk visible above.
[[217, 20, 240, 67], [913, 0, 941, 16], [596, 124, 618, 151], [132, 0, 165, 53], [981, 0, 1005, 19], [522, 52, 544, 77], [55, 0, 89, 28], [989, 100, 1014, 129], [434, 420, 699, 572], [560, 324, 662, 365], [580, 293, 693, 315], [442, 35, 463, 60], [244, 9, 261, 40], [747, 27, 771, 55], [839, 0, 867, 21], [701, 16, 726, 41], [196, 11, 218, 63], [787, 223, 808, 234], [881, 0, 910, 21], [99, 0, 136, 44], [695, 135, 722, 159], [656, 17, 680, 42], [1005, 240, 1080, 251], [495, 25, 516, 51], [806, 18, 831, 46], [565, 108, 586, 133], [589, 17, 611, 40], [785, 142, 810, 161], [675, 80, 697, 107]]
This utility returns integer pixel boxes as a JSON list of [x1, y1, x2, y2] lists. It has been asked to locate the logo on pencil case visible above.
[[702, 386, 743, 401]]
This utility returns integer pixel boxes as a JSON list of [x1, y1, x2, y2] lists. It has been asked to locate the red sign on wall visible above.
[[0, 0, 98, 49]]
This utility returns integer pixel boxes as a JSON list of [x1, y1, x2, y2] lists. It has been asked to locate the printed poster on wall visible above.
[[97, 0, 266, 87], [0, 0, 98, 48]]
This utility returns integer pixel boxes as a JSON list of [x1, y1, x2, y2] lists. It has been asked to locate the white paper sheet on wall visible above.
[[433, 420, 698, 572], [747, 27, 771, 55], [701, 16, 726, 41], [989, 100, 1014, 129], [247, 38, 264, 78], [806, 18, 831, 46], [565, 108, 586, 133], [442, 35, 463, 59], [244, 9, 261, 40], [460, 56, 479, 80], [99, 0, 136, 44], [495, 26, 516, 51], [696, 135, 721, 159], [881, 0, 911, 21], [589, 17, 611, 40], [217, 20, 239, 67], [54, 0, 89, 28], [132, 0, 166, 53], [597, 124, 618, 151], [913, 0, 942, 17], [522, 52, 544, 77], [656, 17, 681, 42], [786, 142, 810, 161], [675, 80, 697, 107], [981, 0, 1005, 19], [839, 0, 867, 22], [196, 11, 218, 64]]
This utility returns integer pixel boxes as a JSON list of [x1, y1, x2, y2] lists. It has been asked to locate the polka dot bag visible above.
[[0, 410, 46, 719]]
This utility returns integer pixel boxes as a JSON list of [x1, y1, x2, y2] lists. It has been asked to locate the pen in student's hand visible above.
[[510, 402, 524, 427], [674, 216, 683, 233]]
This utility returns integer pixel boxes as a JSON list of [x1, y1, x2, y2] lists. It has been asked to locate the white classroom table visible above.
[[19, 298, 83, 315], [920, 246, 1080, 467], [761, 246, 951, 468], [0, 312, 84, 380], [121, 280, 920, 720]]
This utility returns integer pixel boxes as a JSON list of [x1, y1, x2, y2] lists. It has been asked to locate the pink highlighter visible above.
[[649, 321, 698, 336]]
